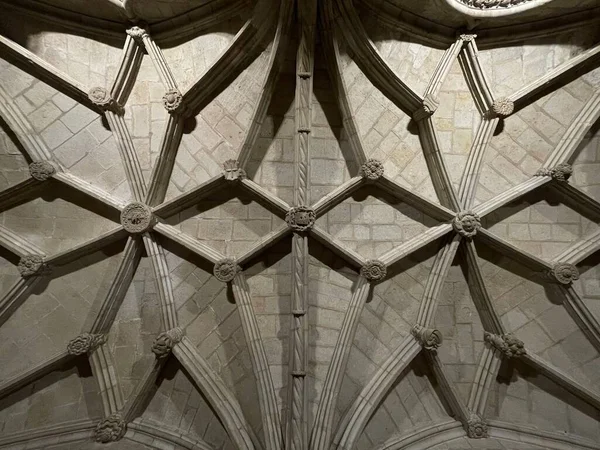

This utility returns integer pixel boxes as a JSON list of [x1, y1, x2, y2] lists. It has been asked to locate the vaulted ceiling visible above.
[[1, 1, 600, 450]]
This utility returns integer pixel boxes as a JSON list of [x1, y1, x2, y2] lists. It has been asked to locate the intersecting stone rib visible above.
[[90, 237, 143, 334], [240, 178, 290, 217], [553, 229, 600, 265], [153, 222, 224, 265], [232, 273, 282, 450], [45, 227, 128, 267], [0, 418, 95, 449], [173, 337, 256, 450], [139, 32, 178, 91], [0, 350, 72, 400], [372, 420, 464, 450], [310, 226, 366, 269], [508, 44, 600, 113], [424, 38, 463, 101], [53, 171, 127, 211], [121, 359, 166, 423], [0, 35, 97, 110], [331, 335, 421, 450], [476, 228, 553, 272], [142, 234, 178, 330], [111, 34, 144, 105], [0, 224, 45, 257], [310, 275, 371, 450], [459, 38, 494, 114], [467, 346, 502, 416], [549, 181, 600, 222], [89, 342, 124, 416], [0, 84, 53, 161], [523, 351, 600, 413], [473, 176, 549, 218], [0, 178, 42, 213], [129, 418, 215, 450], [379, 223, 453, 267], [0, 276, 43, 327], [237, 224, 290, 268], [152, 175, 225, 218], [312, 176, 363, 218], [558, 284, 600, 354], [425, 351, 470, 423], [543, 91, 600, 169]]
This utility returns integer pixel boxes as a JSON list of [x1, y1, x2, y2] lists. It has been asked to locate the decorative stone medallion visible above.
[[492, 97, 514, 117], [360, 260, 387, 282], [94, 413, 127, 443], [126, 25, 148, 42], [17, 255, 47, 278], [458, 0, 530, 9], [88, 86, 114, 109], [223, 159, 246, 181], [537, 163, 573, 182], [550, 262, 579, 285], [452, 211, 481, 238], [484, 331, 525, 358], [467, 413, 488, 439], [214, 258, 240, 283], [152, 327, 184, 359], [411, 325, 443, 350], [459, 33, 477, 42], [162, 89, 183, 112], [361, 159, 384, 181], [286, 206, 316, 232], [29, 161, 56, 181], [67, 333, 107, 355], [120, 202, 154, 234]]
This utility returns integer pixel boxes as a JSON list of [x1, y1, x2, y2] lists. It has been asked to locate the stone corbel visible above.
[[411, 325, 443, 350]]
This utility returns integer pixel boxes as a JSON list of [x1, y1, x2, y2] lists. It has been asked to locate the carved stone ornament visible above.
[[152, 327, 184, 359], [411, 325, 443, 350], [286, 206, 316, 232], [67, 333, 107, 355], [467, 413, 488, 439], [29, 161, 56, 181], [452, 211, 481, 238], [413, 94, 439, 121], [484, 331, 525, 358], [460, 33, 477, 42], [94, 413, 127, 443], [492, 97, 514, 117], [223, 159, 246, 181], [535, 163, 572, 182], [162, 89, 183, 112], [360, 260, 387, 282], [120, 202, 154, 234], [88, 86, 114, 109], [550, 262, 580, 285], [458, 0, 530, 9], [17, 255, 47, 278], [126, 25, 149, 42], [214, 258, 241, 283], [361, 159, 384, 181]]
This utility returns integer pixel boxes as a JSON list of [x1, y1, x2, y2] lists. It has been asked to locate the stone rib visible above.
[[558, 285, 600, 354], [110, 33, 144, 105], [0, 35, 96, 110], [509, 43, 600, 112], [173, 337, 256, 450], [312, 176, 363, 218], [459, 37, 494, 114], [373, 420, 464, 450], [380, 223, 453, 267], [90, 237, 143, 334], [0, 418, 95, 449], [0, 178, 42, 213], [473, 176, 549, 218], [121, 359, 167, 422], [53, 171, 127, 211], [426, 351, 470, 423], [0, 84, 53, 161], [0, 350, 72, 400], [105, 112, 147, 202], [0, 224, 45, 257], [553, 229, 600, 265], [240, 178, 290, 216], [549, 181, 600, 222], [331, 335, 421, 450], [232, 273, 282, 450], [139, 32, 178, 91], [89, 342, 124, 415], [424, 38, 463, 101], [153, 175, 225, 218], [0, 276, 43, 327], [236, 225, 290, 267], [310, 276, 371, 450], [153, 222, 224, 265], [311, 225, 366, 269], [467, 345, 502, 415], [142, 234, 178, 330], [129, 418, 215, 450]]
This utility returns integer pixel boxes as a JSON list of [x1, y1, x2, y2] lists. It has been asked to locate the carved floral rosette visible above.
[[126, 25, 149, 42], [361, 159, 384, 181], [411, 324, 443, 350], [17, 255, 48, 278], [29, 161, 56, 181], [67, 333, 107, 355], [94, 413, 127, 443], [120, 202, 155, 234], [360, 260, 387, 282], [214, 258, 241, 283], [549, 262, 579, 285], [152, 327, 184, 359], [286, 206, 316, 232], [484, 331, 525, 358], [88, 87, 115, 110], [535, 163, 572, 182], [162, 89, 183, 113], [452, 211, 481, 238], [492, 97, 514, 117], [223, 159, 246, 181], [466, 413, 488, 439]]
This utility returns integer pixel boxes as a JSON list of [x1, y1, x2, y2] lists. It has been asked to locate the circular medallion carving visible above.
[[360, 260, 387, 282], [361, 159, 384, 180], [67, 333, 106, 355], [17, 255, 46, 278], [163, 89, 183, 112], [152, 327, 184, 359], [286, 206, 315, 232], [452, 211, 481, 238], [120, 202, 154, 234], [214, 258, 240, 283], [29, 161, 56, 181], [550, 262, 579, 285], [492, 97, 514, 117], [88, 87, 113, 108]]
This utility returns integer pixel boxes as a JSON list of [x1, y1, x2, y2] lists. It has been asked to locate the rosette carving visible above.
[[214, 258, 241, 282], [467, 413, 488, 438], [88, 87, 115, 110], [29, 161, 56, 181], [17, 255, 48, 278], [492, 97, 514, 117], [361, 159, 384, 180], [484, 332, 525, 358], [549, 262, 579, 285], [152, 327, 184, 359], [452, 211, 481, 238], [360, 260, 387, 282], [94, 413, 127, 443], [286, 206, 315, 232], [162, 89, 183, 113], [120, 202, 154, 234], [411, 325, 443, 350], [67, 333, 106, 355], [535, 163, 572, 182]]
